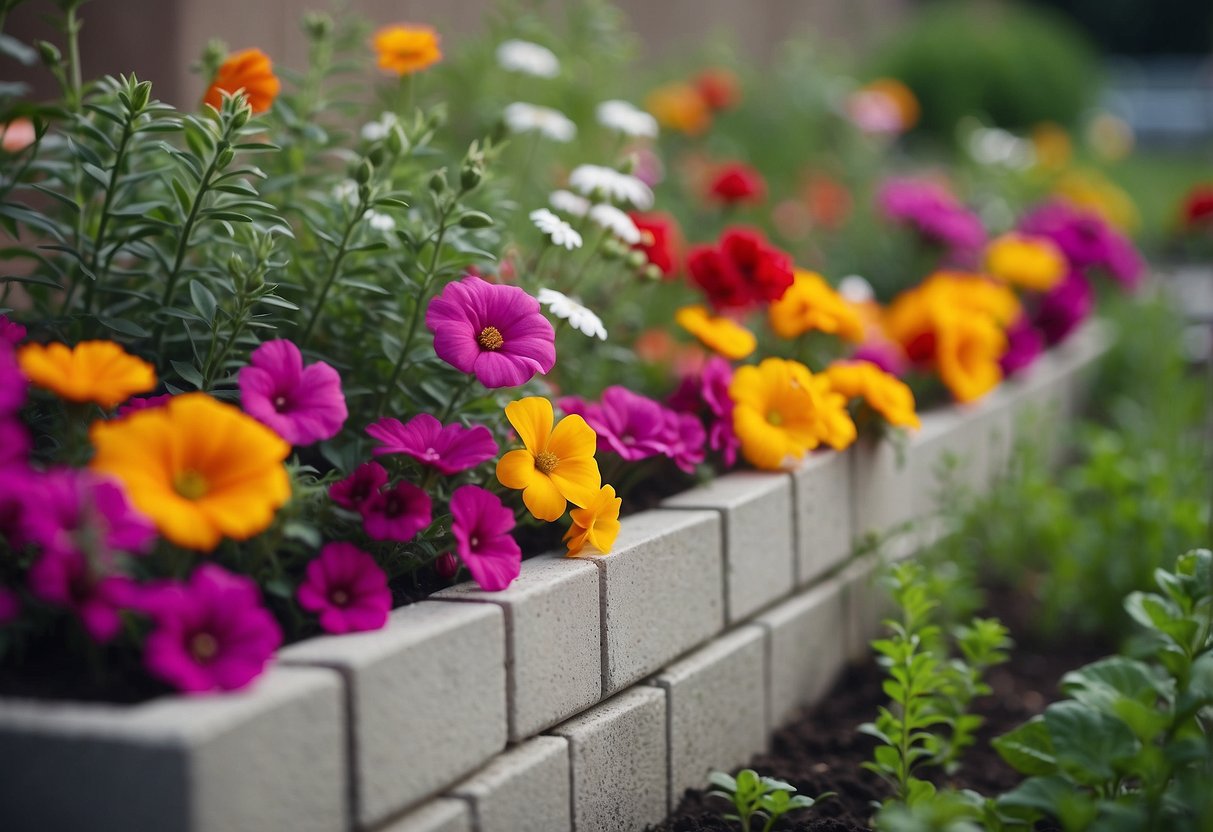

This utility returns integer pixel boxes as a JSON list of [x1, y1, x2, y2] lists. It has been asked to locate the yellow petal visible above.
[[549, 455, 602, 509], [522, 474, 567, 522], [547, 414, 597, 462], [496, 449, 537, 490], [504, 397, 553, 454]]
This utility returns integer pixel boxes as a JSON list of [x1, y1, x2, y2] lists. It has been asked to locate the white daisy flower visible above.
[[588, 203, 641, 244], [361, 111, 398, 142], [529, 208, 583, 250], [496, 39, 560, 78], [363, 210, 397, 233], [503, 102, 576, 143], [838, 275, 875, 304], [549, 189, 590, 217], [332, 179, 359, 206], [596, 99, 658, 138], [538, 288, 607, 340], [568, 164, 654, 209]]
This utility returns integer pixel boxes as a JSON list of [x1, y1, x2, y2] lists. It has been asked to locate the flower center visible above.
[[766, 410, 784, 427], [534, 450, 559, 474], [174, 469, 209, 501], [190, 632, 219, 662], [330, 589, 350, 607], [478, 326, 505, 351], [470, 535, 481, 549], [273, 394, 290, 412]]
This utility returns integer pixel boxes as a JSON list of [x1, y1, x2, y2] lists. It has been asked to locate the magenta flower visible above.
[[852, 340, 909, 378], [239, 339, 348, 445], [367, 414, 498, 475], [1034, 270, 1093, 346], [21, 469, 155, 559], [0, 586, 19, 626], [141, 563, 282, 694], [1019, 201, 1143, 290], [116, 393, 172, 418], [0, 419, 29, 470], [662, 409, 707, 473], [27, 549, 138, 642], [1000, 315, 1045, 377], [449, 485, 521, 591], [878, 177, 986, 260], [425, 275, 556, 388], [562, 386, 672, 461], [0, 467, 31, 540], [696, 357, 739, 468], [297, 542, 392, 634], [0, 342, 27, 416], [329, 461, 388, 510], [0, 314, 25, 346], [360, 480, 432, 542]]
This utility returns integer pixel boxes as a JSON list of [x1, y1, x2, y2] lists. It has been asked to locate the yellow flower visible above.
[[90, 393, 291, 551], [18, 340, 156, 409], [645, 82, 711, 136], [496, 397, 601, 522], [1031, 121, 1072, 172], [935, 311, 1005, 404], [729, 358, 847, 470], [768, 270, 865, 341], [985, 233, 1067, 293], [564, 484, 622, 557], [675, 305, 756, 360], [809, 375, 858, 451], [373, 24, 442, 76], [824, 361, 920, 430]]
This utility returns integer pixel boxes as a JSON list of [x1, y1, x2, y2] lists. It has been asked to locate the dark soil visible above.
[[650, 585, 1111, 832]]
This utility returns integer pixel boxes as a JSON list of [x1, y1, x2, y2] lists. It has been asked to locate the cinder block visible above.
[[549, 686, 668, 832], [435, 555, 600, 741], [755, 579, 848, 729], [841, 555, 891, 661], [376, 799, 471, 832], [0, 666, 347, 832], [653, 625, 768, 806], [593, 509, 725, 695], [850, 432, 916, 560], [280, 602, 506, 828], [791, 450, 853, 585], [450, 736, 570, 832]]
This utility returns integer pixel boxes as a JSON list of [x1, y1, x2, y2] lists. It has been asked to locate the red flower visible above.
[[707, 162, 766, 205], [694, 68, 741, 111], [687, 227, 794, 311], [1182, 184, 1213, 230], [630, 211, 683, 277]]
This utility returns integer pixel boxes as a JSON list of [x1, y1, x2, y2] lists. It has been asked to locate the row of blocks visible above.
[[0, 323, 1111, 832]]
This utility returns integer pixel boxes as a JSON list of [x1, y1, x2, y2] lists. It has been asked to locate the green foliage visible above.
[[707, 769, 832, 832]]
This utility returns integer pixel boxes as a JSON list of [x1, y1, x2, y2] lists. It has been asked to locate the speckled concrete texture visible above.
[[450, 736, 570, 832]]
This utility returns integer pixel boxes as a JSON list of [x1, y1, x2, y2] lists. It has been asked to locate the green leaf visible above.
[[993, 717, 1058, 776], [998, 775, 1073, 815], [97, 316, 150, 338], [707, 772, 736, 793], [171, 361, 204, 389], [1043, 701, 1139, 786], [0, 34, 37, 65], [1062, 656, 1173, 712], [189, 280, 218, 324]]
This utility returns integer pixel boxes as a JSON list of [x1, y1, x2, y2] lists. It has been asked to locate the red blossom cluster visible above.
[[687, 227, 795, 310]]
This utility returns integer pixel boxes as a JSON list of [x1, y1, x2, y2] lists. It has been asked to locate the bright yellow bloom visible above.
[[935, 311, 1005, 404], [985, 233, 1067, 293], [809, 375, 858, 451], [496, 397, 601, 522], [90, 393, 291, 551], [373, 24, 442, 76], [645, 82, 711, 136], [203, 48, 280, 114], [884, 272, 1020, 354], [729, 358, 847, 470], [824, 361, 920, 430], [18, 340, 156, 409], [675, 305, 756, 360], [768, 270, 865, 342], [564, 484, 622, 557]]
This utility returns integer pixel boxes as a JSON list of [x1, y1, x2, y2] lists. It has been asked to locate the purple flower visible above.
[[367, 414, 498, 475], [27, 549, 137, 642], [1019, 201, 1143, 290], [239, 339, 348, 445], [878, 177, 986, 260], [662, 409, 707, 473], [852, 341, 909, 377], [425, 275, 556, 388], [141, 563, 282, 694], [670, 357, 738, 467], [0, 342, 27, 416], [1000, 315, 1045, 378], [1034, 270, 1093, 345], [329, 461, 388, 510], [562, 386, 672, 461], [0, 585, 19, 626], [360, 480, 432, 542], [0, 467, 31, 541], [0, 314, 25, 346], [21, 469, 155, 559], [116, 393, 172, 418], [297, 542, 391, 634], [0, 419, 29, 470], [449, 484, 521, 591]]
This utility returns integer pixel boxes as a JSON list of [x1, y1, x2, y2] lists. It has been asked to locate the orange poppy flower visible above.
[[18, 340, 156, 409], [564, 484, 622, 557], [203, 48, 280, 114], [373, 24, 442, 76], [496, 397, 601, 522], [645, 82, 711, 136], [675, 305, 756, 360]]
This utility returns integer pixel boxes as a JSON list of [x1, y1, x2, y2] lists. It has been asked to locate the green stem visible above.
[[563, 228, 606, 296], [298, 196, 368, 347], [64, 4, 83, 112], [83, 114, 135, 313]]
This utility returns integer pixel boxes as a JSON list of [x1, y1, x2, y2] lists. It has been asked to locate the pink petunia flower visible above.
[[360, 480, 432, 542], [297, 542, 392, 634], [366, 413, 498, 475], [449, 484, 521, 591], [878, 177, 986, 261], [1000, 315, 1045, 377], [115, 393, 172, 418], [329, 461, 388, 510], [425, 275, 556, 388], [672, 356, 739, 468], [21, 469, 156, 559], [0, 419, 29, 470], [27, 549, 138, 643], [0, 314, 26, 346], [1034, 270, 1093, 346], [1019, 200, 1142, 290], [560, 386, 672, 462], [662, 409, 707, 473], [141, 563, 282, 694], [0, 342, 27, 416], [239, 339, 348, 445]]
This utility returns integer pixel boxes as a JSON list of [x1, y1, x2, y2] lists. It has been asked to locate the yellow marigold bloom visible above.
[[824, 360, 920, 430], [564, 484, 622, 557], [90, 393, 291, 551], [768, 270, 865, 342], [18, 340, 156, 409], [985, 233, 1067, 293], [496, 397, 601, 522], [203, 48, 280, 114], [645, 82, 711, 136], [373, 24, 442, 76], [729, 358, 841, 470], [675, 305, 756, 360], [935, 312, 1005, 404]]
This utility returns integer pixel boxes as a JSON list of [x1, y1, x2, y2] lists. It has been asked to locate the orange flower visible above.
[[564, 484, 622, 557], [203, 48, 280, 114], [18, 340, 155, 409], [90, 393, 291, 551], [824, 361, 920, 430], [768, 270, 864, 342], [865, 78, 919, 129], [496, 397, 601, 522], [675, 305, 756, 360], [935, 311, 1005, 403], [373, 24, 442, 76], [645, 82, 711, 136], [985, 233, 1067, 293]]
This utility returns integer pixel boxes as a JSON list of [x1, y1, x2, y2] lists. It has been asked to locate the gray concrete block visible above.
[[841, 555, 891, 661], [450, 736, 570, 832], [593, 509, 725, 695], [790, 450, 854, 586], [549, 686, 668, 832], [653, 626, 768, 806], [376, 799, 471, 832], [435, 555, 600, 741], [755, 579, 848, 729], [0, 666, 347, 832], [280, 601, 506, 828], [663, 472, 796, 623]]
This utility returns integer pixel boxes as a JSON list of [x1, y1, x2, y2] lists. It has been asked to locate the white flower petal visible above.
[[538, 288, 607, 340], [504, 102, 576, 143], [496, 40, 560, 78], [588, 203, 641, 244], [568, 164, 654, 209], [550, 189, 590, 217], [596, 99, 659, 138], [530, 208, 583, 250]]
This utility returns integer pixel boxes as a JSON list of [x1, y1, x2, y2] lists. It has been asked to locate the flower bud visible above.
[[625, 249, 647, 269], [618, 154, 637, 174], [355, 158, 374, 185], [229, 101, 251, 130], [433, 552, 460, 580], [428, 168, 448, 194], [386, 124, 408, 156], [36, 40, 62, 67], [130, 80, 152, 112], [215, 144, 235, 170], [460, 160, 483, 191], [367, 144, 387, 167], [600, 238, 625, 259], [642, 264, 663, 281], [458, 211, 493, 229], [303, 12, 334, 40]]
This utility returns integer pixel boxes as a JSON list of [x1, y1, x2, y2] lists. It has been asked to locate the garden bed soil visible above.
[[651, 585, 1111, 832]]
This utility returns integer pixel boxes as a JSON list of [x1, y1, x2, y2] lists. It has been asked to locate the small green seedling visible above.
[[708, 769, 833, 832]]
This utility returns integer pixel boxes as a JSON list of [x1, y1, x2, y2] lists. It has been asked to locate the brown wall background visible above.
[[9, 0, 908, 109]]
